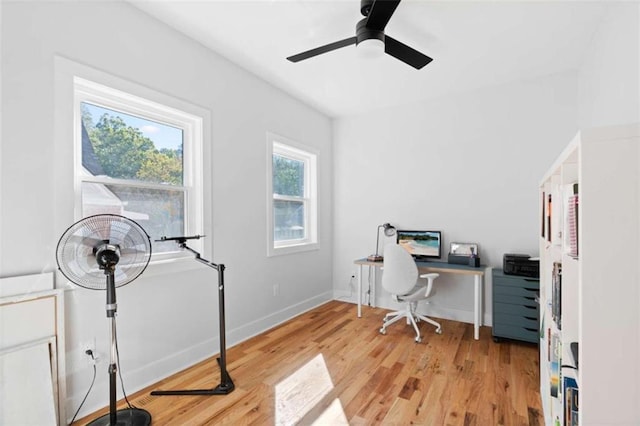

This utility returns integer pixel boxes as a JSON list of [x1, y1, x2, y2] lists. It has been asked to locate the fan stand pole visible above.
[[151, 244, 235, 396], [88, 272, 152, 426], [108, 273, 118, 426]]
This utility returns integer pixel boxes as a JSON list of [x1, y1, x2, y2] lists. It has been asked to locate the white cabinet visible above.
[[539, 123, 640, 425], [0, 273, 66, 425]]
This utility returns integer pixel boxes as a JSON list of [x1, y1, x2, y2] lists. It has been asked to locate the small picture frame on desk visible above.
[[448, 242, 481, 267], [450, 242, 478, 256]]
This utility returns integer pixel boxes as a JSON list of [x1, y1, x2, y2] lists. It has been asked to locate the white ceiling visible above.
[[132, 0, 611, 118]]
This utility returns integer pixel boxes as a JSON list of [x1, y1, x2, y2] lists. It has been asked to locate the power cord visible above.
[[69, 350, 97, 424], [70, 318, 138, 424], [113, 316, 137, 410], [337, 274, 355, 301], [347, 275, 354, 298]]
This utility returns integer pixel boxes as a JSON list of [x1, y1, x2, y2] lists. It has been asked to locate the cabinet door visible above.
[[492, 323, 539, 343], [494, 301, 538, 319], [492, 270, 540, 343], [494, 274, 539, 290]]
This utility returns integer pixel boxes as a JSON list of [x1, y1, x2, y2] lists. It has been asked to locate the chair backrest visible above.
[[382, 244, 419, 295]]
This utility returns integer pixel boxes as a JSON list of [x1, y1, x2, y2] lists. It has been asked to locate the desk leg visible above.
[[370, 265, 376, 308], [357, 264, 363, 318], [474, 275, 482, 340]]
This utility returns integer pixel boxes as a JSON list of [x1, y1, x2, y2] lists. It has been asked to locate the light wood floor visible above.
[[75, 300, 543, 425]]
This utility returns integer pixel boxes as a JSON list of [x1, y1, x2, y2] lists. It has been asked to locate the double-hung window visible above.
[[267, 133, 318, 256], [74, 77, 204, 258]]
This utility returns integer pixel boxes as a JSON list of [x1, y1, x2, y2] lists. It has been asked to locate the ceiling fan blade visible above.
[[365, 0, 401, 31], [287, 37, 357, 62], [384, 35, 433, 69]]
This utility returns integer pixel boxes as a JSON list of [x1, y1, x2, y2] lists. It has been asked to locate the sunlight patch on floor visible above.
[[275, 353, 336, 425], [311, 398, 349, 425]]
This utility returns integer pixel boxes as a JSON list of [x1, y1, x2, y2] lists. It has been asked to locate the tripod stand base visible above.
[[150, 380, 234, 396], [150, 357, 234, 396], [87, 408, 151, 426]]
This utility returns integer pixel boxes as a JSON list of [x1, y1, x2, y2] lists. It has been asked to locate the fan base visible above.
[[87, 408, 151, 426]]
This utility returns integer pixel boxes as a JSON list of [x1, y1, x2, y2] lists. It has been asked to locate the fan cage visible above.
[[56, 214, 152, 290]]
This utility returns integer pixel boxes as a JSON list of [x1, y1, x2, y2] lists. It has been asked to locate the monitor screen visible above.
[[396, 230, 442, 260]]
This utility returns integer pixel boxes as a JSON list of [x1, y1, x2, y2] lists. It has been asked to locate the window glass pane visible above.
[[81, 102, 184, 185], [81, 182, 184, 254], [274, 200, 305, 241], [273, 154, 304, 197]]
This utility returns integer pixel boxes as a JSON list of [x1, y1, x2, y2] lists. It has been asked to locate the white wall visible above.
[[0, 1, 333, 421], [578, 2, 640, 128], [332, 71, 578, 323]]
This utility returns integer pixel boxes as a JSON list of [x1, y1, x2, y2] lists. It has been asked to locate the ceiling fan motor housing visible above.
[[356, 18, 384, 45], [360, 0, 374, 16]]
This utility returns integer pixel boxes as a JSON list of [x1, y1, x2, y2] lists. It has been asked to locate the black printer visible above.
[[503, 254, 539, 278]]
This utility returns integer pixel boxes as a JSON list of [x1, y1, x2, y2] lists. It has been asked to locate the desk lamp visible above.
[[367, 223, 396, 262]]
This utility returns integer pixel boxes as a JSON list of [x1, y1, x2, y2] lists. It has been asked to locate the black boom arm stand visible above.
[[151, 235, 235, 396]]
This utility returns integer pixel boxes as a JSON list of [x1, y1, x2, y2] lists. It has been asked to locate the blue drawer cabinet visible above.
[[492, 269, 539, 343]]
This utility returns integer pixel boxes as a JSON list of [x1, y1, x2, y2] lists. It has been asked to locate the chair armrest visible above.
[[419, 273, 439, 298], [419, 273, 439, 280]]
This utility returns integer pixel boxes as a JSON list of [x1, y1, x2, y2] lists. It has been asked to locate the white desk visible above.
[[354, 258, 489, 340]]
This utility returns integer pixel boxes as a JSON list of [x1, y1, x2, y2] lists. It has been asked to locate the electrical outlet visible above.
[[81, 339, 94, 354], [273, 283, 280, 296], [350, 271, 357, 288], [81, 338, 98, 365]]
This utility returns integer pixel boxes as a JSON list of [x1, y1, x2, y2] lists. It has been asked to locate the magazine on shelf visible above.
[[564, 183, 579, 258], [550, 333, 561, 398], [552, 262, 562, 330], [541, 191, 546, 238], [564, 376, 579, 426], [547, 193, 552, 243]]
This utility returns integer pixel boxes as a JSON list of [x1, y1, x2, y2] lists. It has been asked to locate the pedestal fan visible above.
[[56, 214, 152, 426]]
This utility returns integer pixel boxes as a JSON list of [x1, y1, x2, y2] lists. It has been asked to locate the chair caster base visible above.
[[435, 328, 442, 335], [379, 328, 386, 335], [415, 337, 422, 343]]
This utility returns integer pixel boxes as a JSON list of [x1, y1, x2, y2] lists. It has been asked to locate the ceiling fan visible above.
[[287, 0, 433, 70]]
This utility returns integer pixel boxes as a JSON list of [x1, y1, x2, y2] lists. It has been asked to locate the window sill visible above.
[[268, 242, 319, 257]]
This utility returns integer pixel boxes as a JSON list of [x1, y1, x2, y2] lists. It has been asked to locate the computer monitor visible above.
[[396, 230, 442, 260]]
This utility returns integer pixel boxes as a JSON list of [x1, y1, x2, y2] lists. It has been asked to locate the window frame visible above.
[[266, 132, 318, 257], [73, 77, 205, 261]]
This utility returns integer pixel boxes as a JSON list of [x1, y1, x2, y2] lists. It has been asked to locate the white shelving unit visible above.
[[539, 123, 640, 425]]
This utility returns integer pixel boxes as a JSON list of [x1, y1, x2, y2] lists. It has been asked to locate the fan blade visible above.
[[384, 35, 433, 69], [287, 37, 357, 62], [120, 246, 147, 256], [365, 0, 401, 32], [66, 234, 106, 249]]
